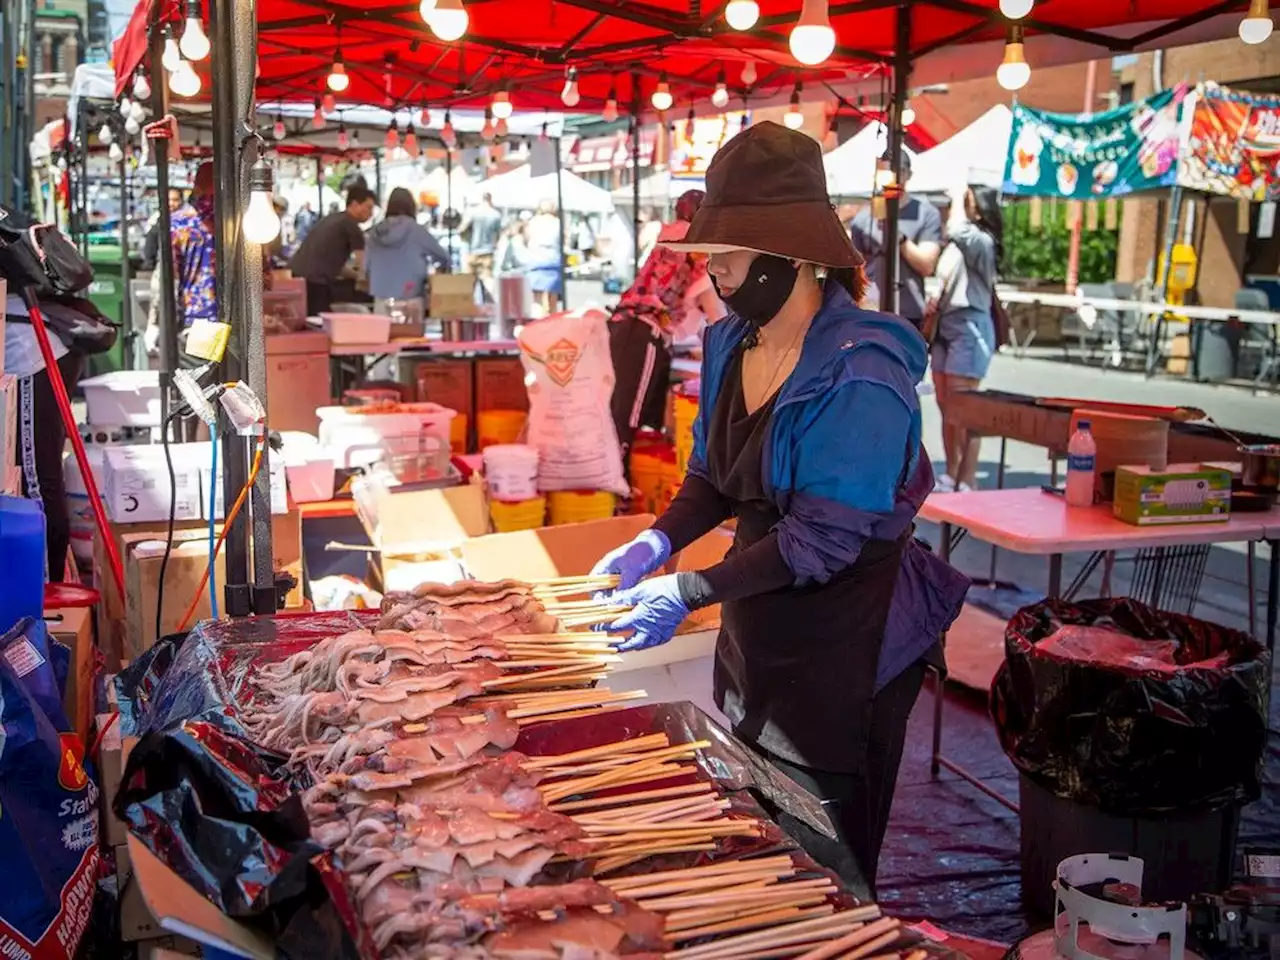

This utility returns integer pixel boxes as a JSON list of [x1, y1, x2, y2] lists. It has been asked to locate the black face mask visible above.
[[713, 254, 799, 346]]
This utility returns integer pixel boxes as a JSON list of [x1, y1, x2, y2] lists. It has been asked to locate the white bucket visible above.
[[483, 444, 540, 502]]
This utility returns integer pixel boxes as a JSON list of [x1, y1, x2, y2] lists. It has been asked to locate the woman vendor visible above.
[[592, 122, 970, 899]]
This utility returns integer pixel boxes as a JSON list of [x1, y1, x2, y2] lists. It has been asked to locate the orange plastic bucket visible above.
[[547, 490, 617, 526], [673, 392, 699, 478], [478, 409, 527, 449]]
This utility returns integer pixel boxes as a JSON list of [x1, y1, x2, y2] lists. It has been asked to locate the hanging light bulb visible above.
[[784, 83, 804, 129], [561, 68, 580, 108], [492, 86, 513, 120], [169, 58, 201, 98], [740, 60, 757, 86], [130, 100, 147, 122], [179, 0, 210, 61], [385, 119, 400, 149], [273, 115, 287, 140], [996, 25, 1031, 91], [1239, 0, 1273, 43], [108, 142, 124, 162], [161, 26, 181, 72], [495, 117, 508, 137], [337, 122, 350, 150], [419, 0, 437, 20], [98, 124, 114, 145], [790, 0, 836, 66], [404, 123, 420, 157], [651, 72, 673, 112], [684, 107, 696, 139], [118, 96, 132, 118], [540, 120, 548, 141], [243, 160, 282, 244], [603, 82, 619, 123], [998, 0, 1034, 19], [125, 116, 141, 136], [724, 0, 760, 30], [712, 69, 730, 109], [328, 51, 350, 93], [313, 99, 326, 128], [322, 91, 337, 113], [427, 0, 469, 42], [481, 108, 495, 142], [900, 100, 916, 127], [132, 71, 151, 101], [442, 111, 457, 147], [420, 105, 432, 127]]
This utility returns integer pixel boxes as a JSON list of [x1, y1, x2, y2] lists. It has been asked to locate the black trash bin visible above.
[[1192, 319, 1242, 381], [990, 598, 1269, 917]]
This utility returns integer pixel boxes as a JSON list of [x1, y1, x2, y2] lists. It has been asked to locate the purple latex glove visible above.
[[590, 529, 671, 592], [603, 574, 689, 652]]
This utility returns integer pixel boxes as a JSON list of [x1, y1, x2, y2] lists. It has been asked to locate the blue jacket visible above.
[[364, 216, 450, 300], [691, 282, 970, 690]]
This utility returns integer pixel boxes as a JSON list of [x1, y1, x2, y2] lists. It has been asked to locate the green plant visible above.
[[1002, 201, 1118, 285]]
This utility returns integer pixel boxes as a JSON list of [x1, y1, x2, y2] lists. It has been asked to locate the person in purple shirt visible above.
[[590, 123, 969, 900]]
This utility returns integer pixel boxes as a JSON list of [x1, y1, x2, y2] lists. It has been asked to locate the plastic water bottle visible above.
[[1065, 420, 1097, 507]]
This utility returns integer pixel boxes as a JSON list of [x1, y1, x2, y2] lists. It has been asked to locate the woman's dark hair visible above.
[[968, 185, 1005, 267], [825, 263, 869, 306], [385, 187, 417, 219]]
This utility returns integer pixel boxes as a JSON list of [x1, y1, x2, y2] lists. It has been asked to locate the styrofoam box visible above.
[[284, 458, 336, 503], [321, 312, 392, 346], [102, 445, 202, 523], [81, 370, 162, 427], [192, 443, 288, 519]]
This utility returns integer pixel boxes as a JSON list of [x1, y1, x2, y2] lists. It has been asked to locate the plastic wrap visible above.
[[113, 612, 856, 959], [990, 597, 1269, 814]]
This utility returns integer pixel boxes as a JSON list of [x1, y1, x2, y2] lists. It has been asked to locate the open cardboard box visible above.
[[353, 479, 489, 589]]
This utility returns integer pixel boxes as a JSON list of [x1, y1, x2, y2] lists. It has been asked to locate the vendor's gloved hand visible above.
[[590, 529, 671, 593], [602, 574, 689, 652]]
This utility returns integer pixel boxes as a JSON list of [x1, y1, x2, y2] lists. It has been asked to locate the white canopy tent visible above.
[[824, 122, 914, 199], [907, 104, 1013, 197], [610, 171, 705, 208], [481, 164, 614, 215]]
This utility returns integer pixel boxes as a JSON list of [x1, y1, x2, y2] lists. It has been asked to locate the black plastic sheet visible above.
[[990, 597, 1270, 815]]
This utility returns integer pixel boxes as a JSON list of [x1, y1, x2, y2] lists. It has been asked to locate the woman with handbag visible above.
[[929, 184, 1003, 493]]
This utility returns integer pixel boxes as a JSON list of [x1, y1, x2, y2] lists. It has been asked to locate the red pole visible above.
[[21, 289, 126, 605]]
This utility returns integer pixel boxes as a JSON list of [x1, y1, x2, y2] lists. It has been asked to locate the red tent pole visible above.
[[21, 288, 126, 605]]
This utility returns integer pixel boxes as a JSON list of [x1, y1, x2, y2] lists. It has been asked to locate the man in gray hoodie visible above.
[[364, 188, 451, 301]]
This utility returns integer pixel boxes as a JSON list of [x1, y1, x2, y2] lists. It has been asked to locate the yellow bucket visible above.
[[449, 414, 468, 453], [489, 496, 546, 532], [673, 392, 699, 478], [478, 409, 527, 449], [547, 490, 617, 526], [630, 442, 677, 515]]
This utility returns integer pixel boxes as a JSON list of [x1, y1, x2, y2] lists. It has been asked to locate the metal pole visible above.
[[631, 109, 641, 279], [375, 148, 383, 199], [555, 136, 567, 310], [148, 25, 179, 426], [120, 145, 134, 368], [447, 147, 454, 265], [0, 1, 11, 209], [20, 0, 35, 213], [316, 155, 323, 213], [881, 3, 911, 314]]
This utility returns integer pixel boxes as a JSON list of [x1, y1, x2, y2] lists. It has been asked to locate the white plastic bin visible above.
[[317, 403, 456, 471], [321, 312, 392, 345], [79, 370, 162, 427], [285, 458, 336, 503]]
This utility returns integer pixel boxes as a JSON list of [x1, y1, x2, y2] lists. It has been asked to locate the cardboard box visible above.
[[462, 514, 656, 581], [429, 273, 482, 318], [97, 712, 130, 848], [475, 357, 529, 412], [272, 508, 305, 608], [103, 445, 202, 524], [0, 374, 16, 477], [1112, 464, 1232, 526], [124, 531, 227, 660], [45, 606, 94, 744], [117, 841, 163, 941]]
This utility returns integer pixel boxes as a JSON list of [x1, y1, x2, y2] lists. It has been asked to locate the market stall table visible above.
[[919, 486, 1280, 810]]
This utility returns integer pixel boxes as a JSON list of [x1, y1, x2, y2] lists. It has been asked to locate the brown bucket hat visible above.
[[663, 121, 861, 269]]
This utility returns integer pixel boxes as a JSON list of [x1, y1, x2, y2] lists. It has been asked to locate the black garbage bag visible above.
[[990, 597, 1269, 815]]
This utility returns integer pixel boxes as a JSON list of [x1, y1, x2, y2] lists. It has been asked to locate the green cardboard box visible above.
[[1112, 464, 1232, 526]]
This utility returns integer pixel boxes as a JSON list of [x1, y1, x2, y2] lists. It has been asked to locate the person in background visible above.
[[929, 184, 1003, 493], [849, 152, 941, 329], [608, 189, 724, 464], [496, 219, 530, 275], [145, 161, 216, 360], [525, 200, 563, 314], [459, 192, 502, 298], [293, 201, 319, 246], [290, 183, 376, 315], [142, 187, 184, 271], [364, 187, 451, 301], [637, 207, 663, 265]]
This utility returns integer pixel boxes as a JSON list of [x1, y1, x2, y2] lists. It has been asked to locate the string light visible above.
[[385, 119, 400, 149], [161, 26, 181, 72], [420, 105, 432, 127], [790, 0, 836, 66], [685, 107, 696, 139], [337, 122, 349, 150], [273, 114, 286, 140], [603, 81, 619, 122], [998, 0, 1034, 18], [651, 72, 673, 112], [741, 60, 757, 86], [724, 0, 760, 30], [132, 71, 151, 101], [404, 123, 420, 157], [784, 82, 804, 129], [108, 142, 124, 162], [900, 100, 916, 127], [442, 110, 457, 147], [996, 25, 1031, 91], [492, 86, 513, 119], [313, 98, 326, 128], [1239, 0, 1273, 43], [495, 117, 509, 138], [169, 58, 202, 97], [125, 116, 141, 136], [328, 50, 350, 92], [98, 124, 114, 145], [419, 0, 437, 18], [243, 160, 282, 244], [179, 0, 210, 61], [130, 100, 146, 122], [561, 67, 580, 108], [427, 0, 468, 41], [712, 68, 730, 109], [119, 97, 132, 118]]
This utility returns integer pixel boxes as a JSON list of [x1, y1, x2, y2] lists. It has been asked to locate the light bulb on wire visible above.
[[108, 142, 124, 162], [419, 0, 437, 19], [273, 115, 286, 140], [179, 0, 210, 61], [169, 58, 202, 98], [130, 100, 147, 122], [998, 0, 1034, 19], [900, 100, 916, 127], [684, 107, 696, 139], [322, 91, 337, 112], [495, 117, 508, 138], [426, 0, 468, 42], [98, 124, 114, 145], [243, 160, 282, 245], [385, 120, 400, 150], [603, 84, 619, 123], [651, 73, 673, 112], [125, 116, 141, 136], [1239, 0, 1273, 43], [724, 0, 760, 30], [337, 123, 349, 150], [161, 27, 181, 72], [119, 97, 132, 118], [784, 83, 804, 129], [741, 60, 757, 86], [561, 68, 580, 108], [712, 69, 730, 109], [492, 86, 513, 119], [404, 123, 420, 157], [420, 105, 432, 127], [996, 25, 1031, 91], [132, 71, 151, 101], [790, 0, 836, 66], [327, 51, 350, 93], [313, 99, 326, 128], [442, 111, 457, 147]]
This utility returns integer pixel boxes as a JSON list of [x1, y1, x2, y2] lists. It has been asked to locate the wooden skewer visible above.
[[653, 888, 833, 919], [670, 906, 834, 941], [665, 897, 836, 934], [827, 930, 903, 960], [495, 632, 623, 642], [542, 754, 693, 803], [668, 908, 881, 960], [507, 689, 648, 721], [486, 662, 620, 686], [541, 741, 710, 779], [581, 817, 756, 834], [577, 796, 728, 825], [605, 855, 796, 890], [791, 918, 901, 960], [590, 841, 718, 874], [641, 877, 833, 909], [520, 705, 626, 724], [610, 865, 791, 900], [575, 839, 718, 862], [525, 575, 620, 587], [526, 734, 670, 768], [550, 781, 714, 813]]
